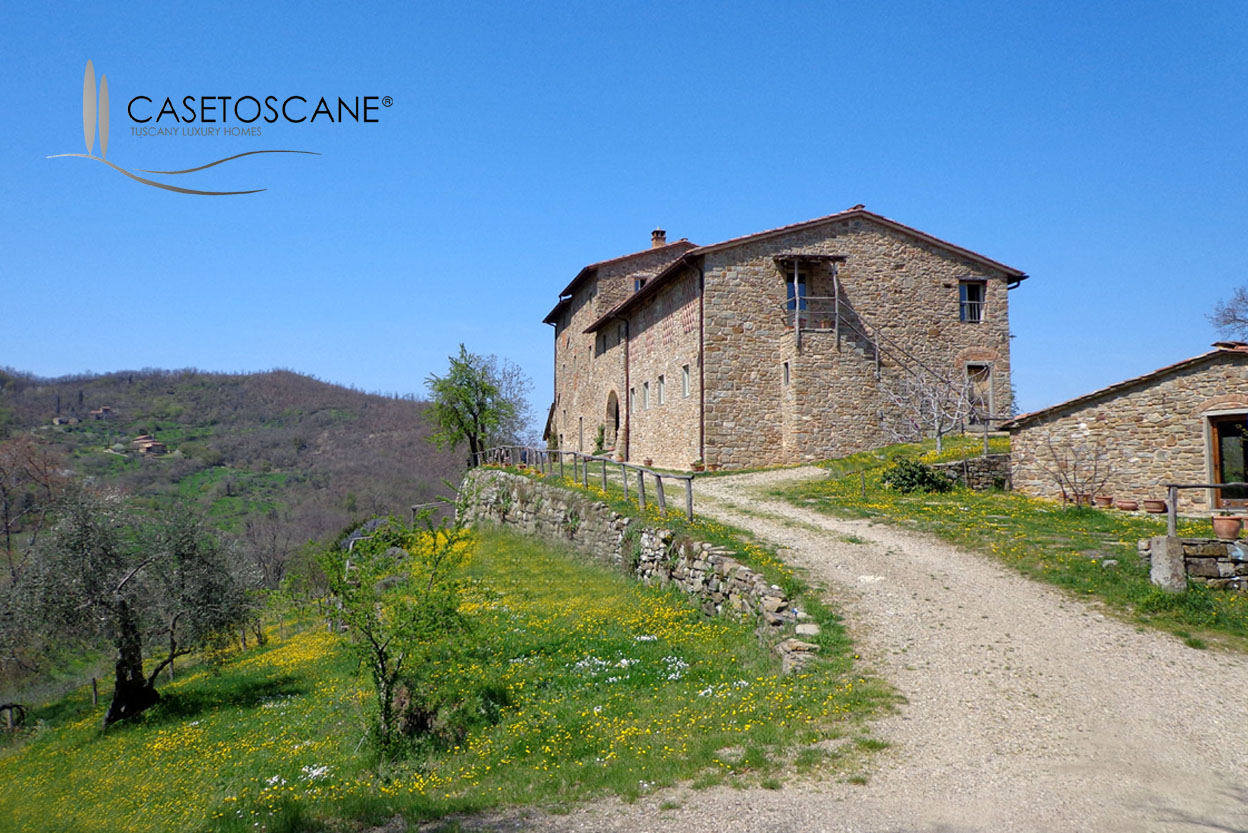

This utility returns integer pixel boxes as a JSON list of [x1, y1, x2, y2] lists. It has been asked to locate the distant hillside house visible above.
[[131, 434, 168, 455], [543, 206, 1026, 469], [1004, 342, 1248, 511], [89, 406, 113, 420]]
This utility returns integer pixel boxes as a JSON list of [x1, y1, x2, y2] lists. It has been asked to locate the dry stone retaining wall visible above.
[[929, 453, 1011, 490], [458, 470, 819, 670]]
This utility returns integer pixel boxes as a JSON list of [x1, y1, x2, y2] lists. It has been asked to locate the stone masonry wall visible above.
[[1009, 352, 1248, 512], [552, 243, 692, 455], [458, 470, 820, 670], [1139, 536, 1248, 591], [626, 270, 702, 468], [701, 216, 1014, 468], [929, 453, 1012, 490]]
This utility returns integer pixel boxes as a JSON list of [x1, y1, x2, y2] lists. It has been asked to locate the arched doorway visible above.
[[605, 391, 620, 450]]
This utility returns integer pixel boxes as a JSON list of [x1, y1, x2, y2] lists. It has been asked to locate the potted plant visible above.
[[1142, 498, 1168, 514], [691, 459, 705, 472], [1115, 499, 1139, 511], [1212, 512, 1244, 541], [1093, 495, 1114, 508]]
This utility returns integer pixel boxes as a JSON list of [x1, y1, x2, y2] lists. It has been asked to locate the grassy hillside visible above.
[[0, 529, 887, 832], [0, 367, 464, 546]]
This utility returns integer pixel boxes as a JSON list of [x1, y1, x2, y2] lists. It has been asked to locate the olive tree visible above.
[[23, 490, 256, 726]]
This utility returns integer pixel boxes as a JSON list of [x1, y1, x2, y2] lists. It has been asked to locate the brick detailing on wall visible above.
[[928, 453, 1011, 490], [458, 470, 817, 670], [1139, 536, 1248, 591]]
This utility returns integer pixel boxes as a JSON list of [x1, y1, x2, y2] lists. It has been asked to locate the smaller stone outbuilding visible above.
[[1004, 342, 1248, 511]]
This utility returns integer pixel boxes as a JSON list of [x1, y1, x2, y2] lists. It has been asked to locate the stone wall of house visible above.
[[701, 216, 1014, 467], [929, 452, 1012, 490], [625, 270, 703, 468], [459, 470, 820, 669], [1009, 353, 1248, 512], [551, 243, 692, 456], [1139, 536, 1248, 591], [550, 248, 681, 454]]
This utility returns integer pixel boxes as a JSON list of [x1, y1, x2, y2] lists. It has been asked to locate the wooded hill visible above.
[[0, 367, 464, 559]]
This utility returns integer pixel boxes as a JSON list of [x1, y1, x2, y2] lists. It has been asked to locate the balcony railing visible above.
[[960, 300, 984, 323]]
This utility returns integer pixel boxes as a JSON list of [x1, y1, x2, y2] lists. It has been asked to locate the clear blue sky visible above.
[[3, 1, 1247, 421]]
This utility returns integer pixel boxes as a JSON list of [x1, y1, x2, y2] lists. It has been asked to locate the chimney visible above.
[[651, 228, 667, 248]]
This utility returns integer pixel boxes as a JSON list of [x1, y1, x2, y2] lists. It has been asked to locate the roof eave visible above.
[[1004, 348, 1247, 429], [583, 253, 699, 333]]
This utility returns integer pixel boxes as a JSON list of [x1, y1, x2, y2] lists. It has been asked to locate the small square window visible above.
[[634, 277, 648, 293], [959, 281, 985, 323], [682, 365, 691, 397]]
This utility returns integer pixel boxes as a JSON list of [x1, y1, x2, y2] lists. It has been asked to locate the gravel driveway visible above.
[[465, 468, 1248, 833]]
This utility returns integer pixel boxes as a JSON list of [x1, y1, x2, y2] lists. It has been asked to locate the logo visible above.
[[48, 61, 323, 195]]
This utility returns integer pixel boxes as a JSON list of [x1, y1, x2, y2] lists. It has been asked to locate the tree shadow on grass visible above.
[[140, 673, 311, 726]]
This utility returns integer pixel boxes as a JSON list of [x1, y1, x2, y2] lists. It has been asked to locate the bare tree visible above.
[[1211, 286, 1248, 339], [0, 436, 67, 582], [1031, 428, 1113, 506], [880, 369, 974, 453], [242, 509, 296, 590]]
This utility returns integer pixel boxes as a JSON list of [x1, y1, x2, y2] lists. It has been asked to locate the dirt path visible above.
[[477, 468, 1248, 833]]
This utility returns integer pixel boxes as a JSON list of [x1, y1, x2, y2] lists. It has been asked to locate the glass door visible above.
[[1210, 415, 1248, 507]]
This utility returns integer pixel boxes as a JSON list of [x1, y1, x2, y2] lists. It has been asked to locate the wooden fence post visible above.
[[685, 478, 694, 520], [601, 460, 608, 491], [92, 677, 99, 707], [655, 476, 667, 516], [1167, 485, 1179, 538], [637, 470, 647, 509], [622, 464, 629, 500]]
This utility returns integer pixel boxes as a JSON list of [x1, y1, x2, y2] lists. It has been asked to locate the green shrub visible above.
[[880, 459, 953, 494]]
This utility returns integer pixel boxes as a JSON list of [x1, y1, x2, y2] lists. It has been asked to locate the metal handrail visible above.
[[1162, 482, 1248, 537], [473, 445, 696, 520]]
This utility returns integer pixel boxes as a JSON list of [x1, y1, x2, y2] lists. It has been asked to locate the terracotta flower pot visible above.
[[1212, 515, 1244, 541], [691, 464, 705, 472], [642, 458, 653, 468], [1093, 495, 1114, 508], [1142, 499, 1167, 514], [1115, 499, 1139, 511]]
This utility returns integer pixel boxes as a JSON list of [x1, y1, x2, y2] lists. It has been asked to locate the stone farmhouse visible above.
[[1005, 342, 1248, 512], [543, 206, 1028, 470]]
